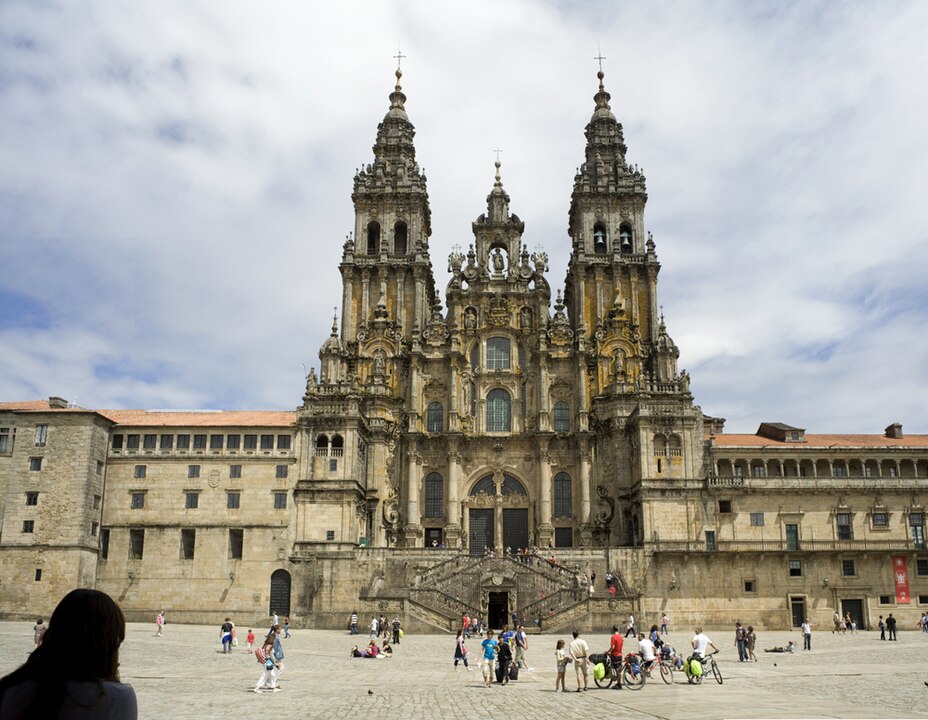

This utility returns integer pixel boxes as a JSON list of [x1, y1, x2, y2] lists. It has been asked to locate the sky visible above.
[[1, 0, 926, 433]]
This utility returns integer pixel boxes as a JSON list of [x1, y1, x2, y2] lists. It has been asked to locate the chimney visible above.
[[48, 396, 69, 409], [884, 422, 903, 439]]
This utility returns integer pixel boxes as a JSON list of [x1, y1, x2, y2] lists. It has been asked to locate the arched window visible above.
[[315, 433, 329, 456], [269, 569, 291, 615], [668, 434, 682, 457], [331, 434, 344, 457], [427, 402, 443, 433], [486, 389, 511, 432], [424, 472, 443, 518], [367, 221, 380, 255], [470, 475, 496, 496], [619, 223, 633, 253], [653, 433, 667, 457], [553, 472, 572, 517], [593, 222, 608, 254], [393, 221, 408, 255], [553, 401, 570, 433], [501, 474, 526, 496], [486, 337, 511, 370]]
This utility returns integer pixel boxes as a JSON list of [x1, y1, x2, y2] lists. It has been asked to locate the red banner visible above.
[[892, 555, 910, 604]]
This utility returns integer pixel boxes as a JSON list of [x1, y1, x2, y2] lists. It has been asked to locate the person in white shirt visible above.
[[801, 619, 812, 650], [637, 633, 657, 671], [625, 614, 636, 637], [691, 627, 719, 659]]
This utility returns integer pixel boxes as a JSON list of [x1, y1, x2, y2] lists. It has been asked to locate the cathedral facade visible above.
[[1, 69, 926, 632]]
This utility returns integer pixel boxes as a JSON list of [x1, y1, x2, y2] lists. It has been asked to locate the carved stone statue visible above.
[[491, 248, 505, 276], [464, 307, 477, 330]]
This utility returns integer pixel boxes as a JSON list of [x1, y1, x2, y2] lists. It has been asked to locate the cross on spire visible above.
[[394, 46, 406, 69], [594, 43, 606, 73], [493, 147, 503, 163]]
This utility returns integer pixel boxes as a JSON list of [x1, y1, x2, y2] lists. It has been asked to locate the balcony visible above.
[[646, 538, 922, 554]]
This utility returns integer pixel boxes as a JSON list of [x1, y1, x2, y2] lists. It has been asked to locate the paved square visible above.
[[1, 622, 926, 718]]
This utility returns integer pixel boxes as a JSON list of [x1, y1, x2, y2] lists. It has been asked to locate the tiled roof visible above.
[[0, 400, 86, 412], [710, 433, 928, 449], [100, 409, 297, 428]]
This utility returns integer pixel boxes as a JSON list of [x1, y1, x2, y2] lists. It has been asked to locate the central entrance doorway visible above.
[[841, 598, 865, 631], [469, 509, 494, 555], [488, 591, 509, 629]]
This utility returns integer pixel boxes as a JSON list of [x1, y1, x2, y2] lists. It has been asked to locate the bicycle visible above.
[[684, 651, 722, 685], [657, 654, 675, 685]]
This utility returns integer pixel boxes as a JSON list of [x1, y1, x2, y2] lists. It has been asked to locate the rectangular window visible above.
[[129, 529, 145, 559], [26, 491, 38, 506], [879, 595, 892, 605], [91, 521, 99, 537], [193, 434, 207, 449], [210, 435, 223, 450], [277, 434, 291, 450], [744, 580, 755, 593], [185, 492, 199, 509], [705, 530, 717, 552], [832, 465, 845, 478], [96, 460, 104, 475], [273, 492, 287, 509], [93, 494, 101, 509], [143, 434, 157, 449], [919, 594, 928, 604], [889, 467, 898, 478], [176, 434, 190, 450], [842, 559, 856, 576], [180, 529, 196, 560], [22, 520, 34, 533], [126, 434, 140, 449], [188, 465, 200, 479], [718, 500, 733, 514], [326, 530, 336, 541], [786, 523, 800, 551], [227, 491, 240, 509], [112, 434, 124, 450], [329, 458, 338, 472], [836, 513, 853, 540], [34, 424, 48, 446], [0, 427, 10, 453], [226, 434, 240, 450], [864, 466, 873, 478], [130, 492, 145, 509], [160, 434, 174, 450], [872, 512, 889, 527], [243, 434, 257, 450], [789, 559, 802, 577], [100, 528, 110, 559], [133, 465, 146, 479], [751, 465, 764, 477], [276, 464, 288, 479], [230, 464, 242, 479], [486, 337, 511, 370], [917, 559, 928, 576], [750, 512, 765, 527], [260, 434, 274, 450], [34, 569, 42, 582], [733, 465, 744, 477], [554, 527, 573, 548], [29, 457, 42, 471], [229, 529, 243, 559]]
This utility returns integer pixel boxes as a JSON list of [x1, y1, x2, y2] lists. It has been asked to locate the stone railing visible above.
[[646, 538, 923, 553], [705, 474, 928, 490]]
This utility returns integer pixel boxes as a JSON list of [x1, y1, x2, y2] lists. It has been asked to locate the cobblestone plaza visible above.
[[1, 622, 925, 719]]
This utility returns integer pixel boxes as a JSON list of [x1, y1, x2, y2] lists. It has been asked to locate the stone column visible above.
[[579, 438, 592, 546], [404, 443, 421, 546], [445, 442, 462, 545], [537, 440, 553, 547]]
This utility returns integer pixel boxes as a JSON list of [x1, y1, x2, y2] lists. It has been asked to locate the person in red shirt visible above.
[[608, 624, 624, 689]]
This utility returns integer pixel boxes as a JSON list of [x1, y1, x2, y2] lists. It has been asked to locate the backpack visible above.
[[255, 647, 267, 663], [688, 657, 703, 676]]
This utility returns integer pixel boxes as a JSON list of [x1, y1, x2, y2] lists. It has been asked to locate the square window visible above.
[[744, 580, 755, 593], [276, 464, 288, 479], [230, 464, 242, 479], [260, 434, 274, 450], [160, 434, 174, 450], [277, 434, 291, 450], [34, 569, 42, 582], [29, 457, 42, 471], [133, 465, 146, 479], [841, 559, 856, 576], [22, 520, 34, 533], [750, 512, 764, 527], [129, 529, 145, 559], [34, 424, 48, 446], [181, 529, 196, 560], [143, 434, 156, 449], [227, 492, 240, 509], [243, 435, 257, 450], [554, 527, 573, 548], [210, 435, 223, 450], [229, 529, 243, 559], [226, 434, 241, 450], [326, 530, 335, 541], [25, 491, 38, 506], [112, 434, 124, 450], [193, 434, 207, 449], [329, 459, 338, 472], [126, 434, 140, 450], [872, 512, 889, 527], [176, 434, 190, 450], [130, 492, 145, 509], [273, 492, 287, 509], [100, 528, 110, 559], [188, 465, 200, 479], [185, 492, 199, 509], [789, 559, 802, 577], [916, 559, 928, 576], [718, 500, 732, 514]]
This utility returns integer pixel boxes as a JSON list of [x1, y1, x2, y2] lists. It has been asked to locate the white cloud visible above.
[[1, 0, 926, 433]]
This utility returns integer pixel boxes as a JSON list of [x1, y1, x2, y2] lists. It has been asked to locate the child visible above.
[[786, 640, 795, 653], [283, 617, 291, 639], [246, 629, 255, 653], [555, 639, 570, 692]]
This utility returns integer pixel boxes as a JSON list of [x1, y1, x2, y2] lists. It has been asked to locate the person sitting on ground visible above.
[[350, 645, 363, 658], [364, 639, 380, 658], [382, 640, 393, 657], [764, 641, 795, 654], [0, 588, 138, 719]]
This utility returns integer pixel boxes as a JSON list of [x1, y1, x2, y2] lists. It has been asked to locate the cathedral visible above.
[[1, 67, 925, 633]]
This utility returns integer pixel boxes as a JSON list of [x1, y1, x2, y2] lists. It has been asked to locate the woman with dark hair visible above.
[[0, 588, 137, 719]]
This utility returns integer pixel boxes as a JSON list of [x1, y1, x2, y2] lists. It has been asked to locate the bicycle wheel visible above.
[[593, 664, 614, 689], [660, 661, 674, 685], [711, 659, 723, 685], [623, 663, 646, 690]]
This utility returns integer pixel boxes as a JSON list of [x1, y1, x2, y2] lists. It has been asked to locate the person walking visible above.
[[283, 617, 291, 639], [154, 610, 165, 637], [392, 616, 401, 644], [453, 629, 469, 671], [496, 635, 513, 684], [887, 613, 897, 641], [246, 628, 256, 653], [369, 616, 378, 639], [879, 615, 886, 641], [625, 614, 635, 638], [349, 610, 359, 635], [480, 630, 498, 688], [660, 612, 669, 635], [271, 625, 285, 677], [219, 618, 234, 654], [735, 622, 748, 661], [801, 618, 812, 650], [568, 630, 590, 692], [515, 625, 530, 670], [32, 620, 46, 650], [0, 589, 138, 718], [253, 638, 279, 693], [746, 625, 758, 662]]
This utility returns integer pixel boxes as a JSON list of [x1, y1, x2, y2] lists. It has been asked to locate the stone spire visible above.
[[486, 158, 511, 224]]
